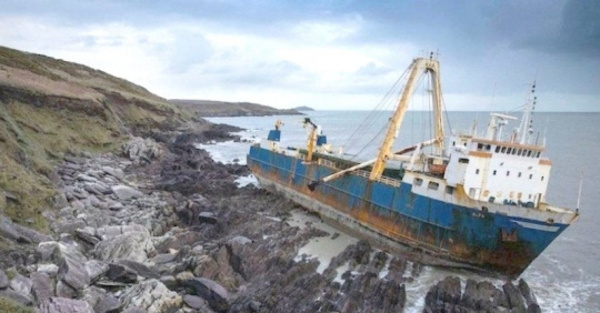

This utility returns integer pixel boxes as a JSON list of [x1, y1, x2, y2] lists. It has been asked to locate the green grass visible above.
[[0, 297, 34, 313]]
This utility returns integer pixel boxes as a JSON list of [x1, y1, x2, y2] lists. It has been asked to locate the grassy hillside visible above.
[[0, 46, 191, 231], [171, 99, 302, 117]]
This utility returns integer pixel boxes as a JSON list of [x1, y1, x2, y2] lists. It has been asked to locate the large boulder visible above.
[[95, 224, 149, 240], [39, 297, 94, 313], [56, 243, 90, 291], [85, 260, 109, 283], [93, 231, 154, 262], [9, 273, 32, 298], [185, 277, 229, 313], [122, 137, 161, 164], [102, 166, 125, 180], [503, 281, 526, 313], [120, 279, 182, 313], [111, 185, 143, 201], [0, 216, 52, 243], [30, 272, 53, 303]]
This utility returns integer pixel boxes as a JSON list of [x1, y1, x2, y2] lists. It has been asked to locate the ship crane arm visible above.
[[369, 57, 445, 181], [308, 138, 440, 191]]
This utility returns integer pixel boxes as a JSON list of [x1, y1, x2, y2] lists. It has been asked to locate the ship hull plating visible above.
[[247, 146, 569, 278]]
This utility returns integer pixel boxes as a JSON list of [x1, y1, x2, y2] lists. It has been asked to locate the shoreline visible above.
[[0, 120, 542, 312]]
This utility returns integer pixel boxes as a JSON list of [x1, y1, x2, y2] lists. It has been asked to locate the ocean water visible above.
[[202, 111, 600, 312]]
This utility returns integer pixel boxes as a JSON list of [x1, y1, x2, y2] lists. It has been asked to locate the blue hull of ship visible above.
[[247, 145, 568, 277]]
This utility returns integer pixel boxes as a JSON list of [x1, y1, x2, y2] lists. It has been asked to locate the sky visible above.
[[1, 0, 599, 111]]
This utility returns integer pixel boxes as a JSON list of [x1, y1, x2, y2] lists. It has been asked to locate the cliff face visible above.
[[0, 46, 190, 231]]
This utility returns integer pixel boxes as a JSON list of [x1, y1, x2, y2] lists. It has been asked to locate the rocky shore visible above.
[[0, 124, 543, 312]]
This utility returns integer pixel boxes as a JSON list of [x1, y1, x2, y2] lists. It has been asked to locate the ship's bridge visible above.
[[444, 134, 551, 208]]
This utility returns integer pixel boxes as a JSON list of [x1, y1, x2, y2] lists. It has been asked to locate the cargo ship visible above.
[[247, 56, 579, 277]]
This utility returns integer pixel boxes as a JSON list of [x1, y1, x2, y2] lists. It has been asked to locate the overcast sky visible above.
[[1, 0, 598, 111]]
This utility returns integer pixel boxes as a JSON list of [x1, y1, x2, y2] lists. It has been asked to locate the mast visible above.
[[518, 81, 536, 145], [369, 56, 445, 181]]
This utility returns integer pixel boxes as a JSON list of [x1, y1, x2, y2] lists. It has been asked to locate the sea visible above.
[[198, 111, 600, 312]]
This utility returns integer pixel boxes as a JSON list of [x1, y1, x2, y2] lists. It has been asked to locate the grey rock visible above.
[[59, 256, 90, 290], [185, 277, 229, 313], [198, 212, 218, 224], [84, 182, 112, 195], [503, 281, 526, 313], [93, 231, 154, 262], [183, 294, 213, 311], [85, 260, 109, 283], [191, 245, 204, 255], [0, 289, 33, 306], [9, 273, 32, 297], [37, 264, 60, 277], [122, 137, 161, 164], [121, 279, 182, 313], [518, 278, 537, 307], [95, 294, 121, 313], [38, 241, 60, 262], [4, 191, 19, 203], [151, 253, 177, 264], [102, 166, 124, 180], [76, 174, 99, 183], [82, 285, 104, 304], [95, 224, 149, 240], [111, 185, 143, 201], [106, 263, 138, 283], [56, 242, 90, 291], [230, 235, 252, 245], [75, 227, 101, 246], [94, 280, 128, 288], [108, 202, 125, 211], [1, 216, 52, 243], [57, 219, 87, 234], [159, 275, 177, 290], [122, 308, 146, 313], [0, 269, 8, 289], [30, 272, 53, 303], [56, 280, 77, 299], [528, 303, 542, 313], [39, 297, 94, 313], [116, 260, 160, 279]]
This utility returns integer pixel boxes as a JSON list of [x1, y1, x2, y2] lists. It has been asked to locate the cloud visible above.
[[0, 0, 598, 111]]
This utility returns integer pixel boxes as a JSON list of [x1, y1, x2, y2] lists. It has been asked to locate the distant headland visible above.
[[170, 99, 303, 117]]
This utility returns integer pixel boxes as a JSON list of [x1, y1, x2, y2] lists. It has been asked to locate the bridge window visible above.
[[517, 149, 523, 156], [477, 143, 483, 150], [459, 158, 469, 164], [511, 148, 517, 155], [495, 146, 500, 153], [445, 186, 454, 195], [507, 147, 512, 154], [501, 146, 507, 153], [527, 150, 532, 157], [414, 178, 423, 186], [428, 182, 439, 190], [536, 151, 541, 158]]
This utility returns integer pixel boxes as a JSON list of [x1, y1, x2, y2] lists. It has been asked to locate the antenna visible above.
[[576, 172, 583, 212], [542, 116, 549, 147]]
